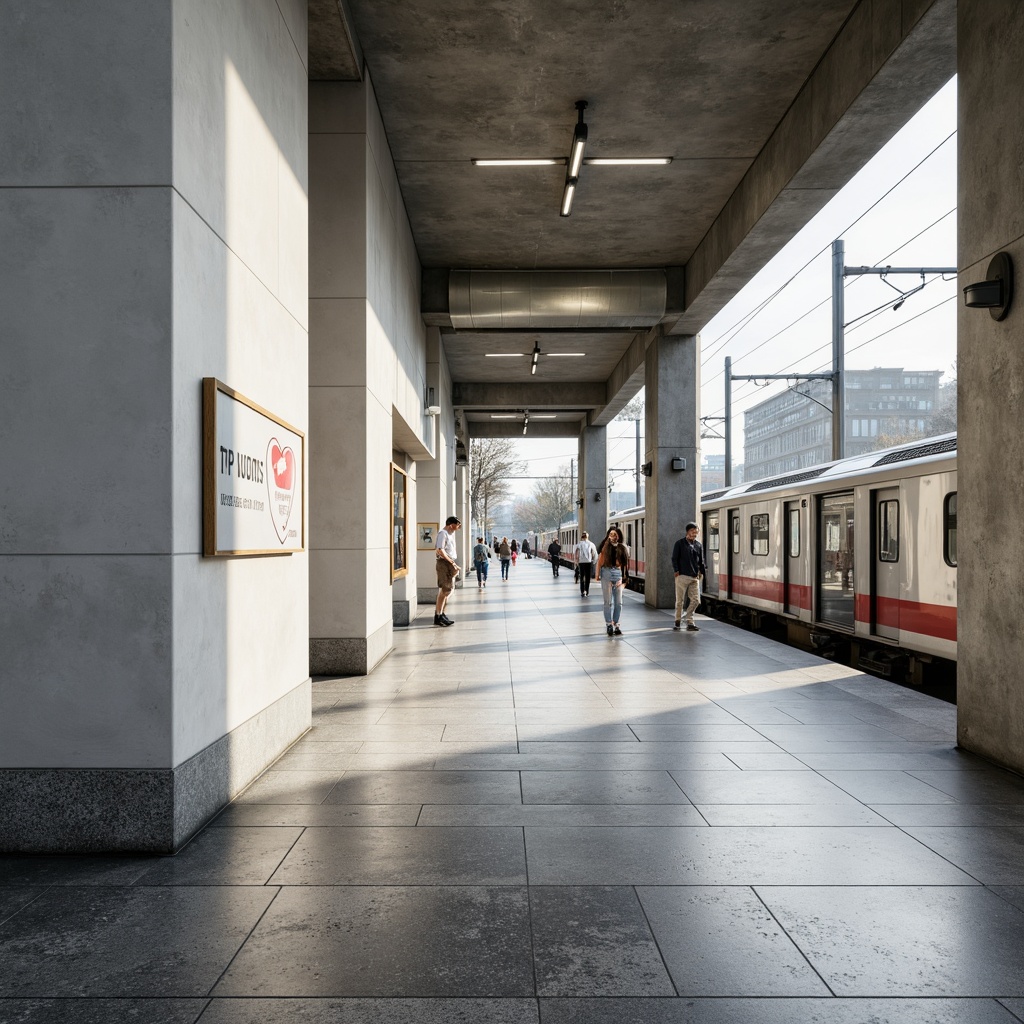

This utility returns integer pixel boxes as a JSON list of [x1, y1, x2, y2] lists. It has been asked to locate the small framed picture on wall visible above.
[[417, 522, 438, 549]]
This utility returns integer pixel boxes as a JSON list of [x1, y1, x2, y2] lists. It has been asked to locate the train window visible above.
[[788, 508, 800, 558], [708, 519, 720, 552], [750, 514, 769, 556], [944, 492, 957, 567], [732, 515, 740, 554], [879, 500, 899, 562], [627, 524, 632, 548]]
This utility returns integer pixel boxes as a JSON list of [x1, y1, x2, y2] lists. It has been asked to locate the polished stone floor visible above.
[[4, 559, 1024, 1023]]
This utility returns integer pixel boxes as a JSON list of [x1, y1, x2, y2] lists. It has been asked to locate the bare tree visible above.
[[931, 365, 957, 434], [525, 464, 575, 531], [469, 438, 525, 538]]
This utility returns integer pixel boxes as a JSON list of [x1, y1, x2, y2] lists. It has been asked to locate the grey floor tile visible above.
[[908, 770, 1024, 804], [213, 886, 533, 997], [901, 827, 1024, 884], [720, 751, 809, 770], [132, 827, 303, 885], [817, 770, 958, 804], [991, 887, 1024, 913], [268, 826, 526, 885], [872, 804, 1024, 827], [998, 1000, 1024, 1022], [795, 751, 975, 771], [0, 856, 155, 887], [696, 803, 891, 826], [209, 804, 420, 827], [759, 885, 1024, 996], [268, 749, 360, 771], [537, 997, 1024, 1023], [668, 770, 857, 805], [0, 999, 209, 1024], [525, 826, 977, 885], [0, 888, 47, 925], [418, 804, 706, 827], [323, 770, 522, 805], [195, 998, 540, 1023], [530, 886, 673, 996], [514, 725, 639, 742], [234, 771, 346, 805], [636, 886, 829, 995], [0, 886, 276, 996], [627, 725, 765, 742], [520, 771, 689, 805]]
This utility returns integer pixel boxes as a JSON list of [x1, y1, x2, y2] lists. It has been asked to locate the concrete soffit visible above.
[[670, 0, 956, 336], [308, 0, 363, 80]]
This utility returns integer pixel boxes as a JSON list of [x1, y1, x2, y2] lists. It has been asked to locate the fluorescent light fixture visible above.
[[490, 414, 519, 419], [584, 157, 672, 165], [531, 343, 540, 375], [546, 352, 587, 357], [532, 414, 558, 419], [522, 411, 530, 436], [568, 100, 589, 178], [472, 158, 564, 166], [485, 353, 524, 357], [560, 180, 576, 217]]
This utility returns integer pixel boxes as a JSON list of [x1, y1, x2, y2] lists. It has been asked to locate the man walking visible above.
[[547, 537, 561, 577], [671, 521, 706, 632], [434, 516, 462, 626], [574, 531, 598, 597]]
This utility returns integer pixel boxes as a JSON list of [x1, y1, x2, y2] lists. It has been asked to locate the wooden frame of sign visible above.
[[202, 377, 306, 557], [391, 463, 409, 581]]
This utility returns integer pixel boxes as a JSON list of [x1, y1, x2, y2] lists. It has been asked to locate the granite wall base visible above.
[[310, 620, 392, 676]]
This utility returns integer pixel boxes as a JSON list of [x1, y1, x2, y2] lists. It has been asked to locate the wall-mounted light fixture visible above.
[[641, 461, 653, 477], [594, 491, 602, 502], [963, 252, 1014, 321], [425, 386, 440, 416], [671, 457, 686, 471]]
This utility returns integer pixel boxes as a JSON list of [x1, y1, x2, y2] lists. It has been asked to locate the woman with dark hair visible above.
[[595, 526, 629, 636]]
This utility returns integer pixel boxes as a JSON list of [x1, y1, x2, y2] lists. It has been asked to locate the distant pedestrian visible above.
[[596, 526, 629, 635], [510, 538, 518, 566], [672, 521, 706, 632], [574, 531, 598, 597], [472, 536, 492, 589], [434, 516, 462, 626], [547, 537, 561, 577], [522, 538, 532, 559], [498, 537, 512, 580]]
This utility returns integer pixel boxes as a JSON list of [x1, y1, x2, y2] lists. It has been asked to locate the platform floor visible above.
[[3, 558, 1024, 1023]]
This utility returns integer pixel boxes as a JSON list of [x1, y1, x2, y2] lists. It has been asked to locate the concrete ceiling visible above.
[[310, 0, 956, 435]]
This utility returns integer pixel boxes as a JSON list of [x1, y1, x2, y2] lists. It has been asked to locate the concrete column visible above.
[[644, 332, 702, 609], [956, 0, 1024, 774], [578, 425, 608, 540], [455, 463, 471, 583], [0, 0, 311, 852]]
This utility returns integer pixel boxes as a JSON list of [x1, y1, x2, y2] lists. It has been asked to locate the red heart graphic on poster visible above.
[[270, 443, 294, 490], [267, 437, 297, 544]]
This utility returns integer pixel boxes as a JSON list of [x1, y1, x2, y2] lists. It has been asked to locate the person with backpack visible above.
[[472, 536, 492, 589]]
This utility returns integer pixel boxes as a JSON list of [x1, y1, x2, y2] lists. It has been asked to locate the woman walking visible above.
[[498, 537, 512, 580], [595, 526, 630, 636]]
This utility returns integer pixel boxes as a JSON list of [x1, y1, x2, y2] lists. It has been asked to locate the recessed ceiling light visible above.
[[546, 352, 587, 357], [531, 414, 558, 419], [490, 414, 519, 419], [484, 353, 524, 357], [584, 157, 672, 166], [472, 158, 565, 167]]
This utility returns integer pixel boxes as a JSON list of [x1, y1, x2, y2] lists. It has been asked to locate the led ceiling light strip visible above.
[[473, 100, 672, 216]]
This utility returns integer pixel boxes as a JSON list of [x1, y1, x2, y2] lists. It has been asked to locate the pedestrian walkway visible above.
[[4, 559, 1024, 1022]]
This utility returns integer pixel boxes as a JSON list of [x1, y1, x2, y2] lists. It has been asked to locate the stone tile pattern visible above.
[[4, 567, 1024, 1023]]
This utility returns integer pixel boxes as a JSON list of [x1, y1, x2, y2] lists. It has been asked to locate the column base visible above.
[[310, 621, 392, 675]]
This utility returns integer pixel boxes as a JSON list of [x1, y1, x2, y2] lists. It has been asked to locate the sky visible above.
[[504, 76, 958, 499]]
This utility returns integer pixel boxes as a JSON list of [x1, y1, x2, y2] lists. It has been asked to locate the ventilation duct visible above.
[[449, 269, 666, 330]]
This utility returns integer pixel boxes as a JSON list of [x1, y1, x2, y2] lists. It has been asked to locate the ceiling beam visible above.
[[453, 382, 605, 409], [468, 422, 582, 438], [590, 326, 657, 426]]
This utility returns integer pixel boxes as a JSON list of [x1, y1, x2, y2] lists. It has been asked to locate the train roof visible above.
[[608, 506, 644, 517], [701, 432, 957, 502]]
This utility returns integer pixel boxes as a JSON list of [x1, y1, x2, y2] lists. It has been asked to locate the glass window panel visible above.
[[819, 493, 855, 628], [879, 500, 899, 562], [788, 508, 800, 558], [732, 514, 740, 554], [750, 513, 769, 556], [945, 492, 958, 567]]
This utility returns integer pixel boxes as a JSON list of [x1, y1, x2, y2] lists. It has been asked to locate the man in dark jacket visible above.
[[671, 521, 706, 631], [548, 538, 561, 577]]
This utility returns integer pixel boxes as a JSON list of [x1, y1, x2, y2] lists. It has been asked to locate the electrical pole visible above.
[[832, 239, 845, 460], [634, 417, 641, 506], [725, 356, 732, 486]]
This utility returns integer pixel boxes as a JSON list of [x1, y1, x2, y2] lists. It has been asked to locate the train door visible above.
[[703, 511, 720, 597], [727, 509, 740, 600], [873, 487, 900, 640], [818, 492, 855, 629], [784, 500, 803, 615]]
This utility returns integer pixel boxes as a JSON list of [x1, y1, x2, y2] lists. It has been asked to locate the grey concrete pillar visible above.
[[644, 332, 702, 609], [956, 0, 1024, 775], [578, 425, 608, 540], [454, 463, 470, 585]]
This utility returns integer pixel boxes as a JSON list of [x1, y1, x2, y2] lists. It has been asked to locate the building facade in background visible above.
[[743, 367, 944, 481]]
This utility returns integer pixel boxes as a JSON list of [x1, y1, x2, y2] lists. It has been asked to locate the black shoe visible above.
[[606, 624, 614, 636], [434, 614, 450, 627], [673, 621, 681, 631], [686, 623, 700, 632], [440, 614, 454, 625], [613, 626, 622, 636]]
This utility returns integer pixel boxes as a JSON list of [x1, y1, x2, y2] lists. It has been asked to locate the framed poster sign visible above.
[[203, 378, 305, 556], [417, 523, 438, 549], [391, 464, 409, 581]]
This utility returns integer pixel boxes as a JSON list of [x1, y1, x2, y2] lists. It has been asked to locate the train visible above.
[[537, 433, 958, 687]]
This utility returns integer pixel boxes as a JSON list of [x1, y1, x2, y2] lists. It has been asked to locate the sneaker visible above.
[[440, 614, 454, 625], [686, 623, 700, 632], [613, 626, 622, 636], [434, 614, 451, 627], [673, 621, 681, 631], [606, 624, 614, 636]]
